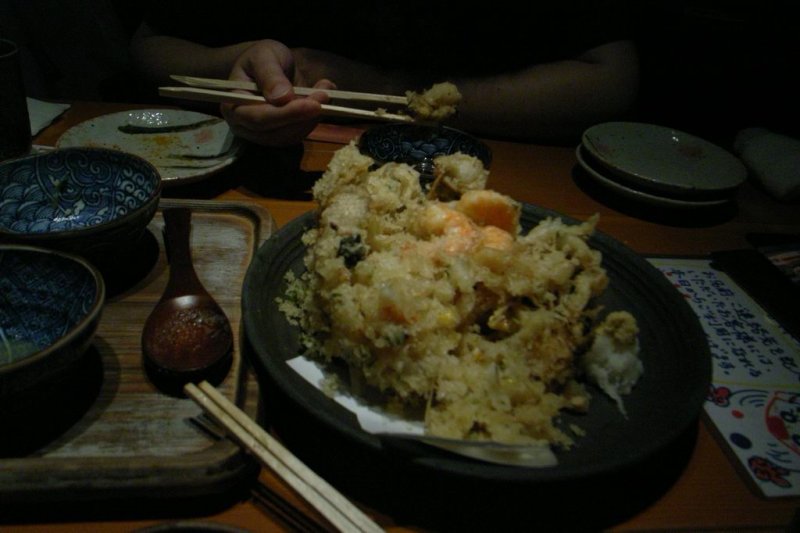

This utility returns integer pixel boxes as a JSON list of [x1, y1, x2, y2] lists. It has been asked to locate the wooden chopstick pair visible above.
[[160, 75, 413, 124], [184, 381, 383, 533]]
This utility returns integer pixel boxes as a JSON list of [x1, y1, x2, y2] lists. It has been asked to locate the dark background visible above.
[[1, 0, 796, 149], [630, 0, 797, 148]]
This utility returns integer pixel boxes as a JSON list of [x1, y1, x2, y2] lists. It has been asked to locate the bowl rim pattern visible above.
[[358, 123, 493, 167], [0, 244, 106, 375], [0, 147, 163, 238]]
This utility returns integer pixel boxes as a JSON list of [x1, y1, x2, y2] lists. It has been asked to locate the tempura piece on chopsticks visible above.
[[406, 82, 462, 121]]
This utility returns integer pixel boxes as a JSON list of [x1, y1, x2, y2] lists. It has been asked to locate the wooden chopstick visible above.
[[170, 75, 409, 105], [251, 483, 332, 533], [184, 381, 384, 533], [159, 87, 413, 124], [160, 86, 264, 105]]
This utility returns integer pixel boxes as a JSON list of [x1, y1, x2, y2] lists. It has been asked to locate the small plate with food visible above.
[[57, 109, 242, 187]]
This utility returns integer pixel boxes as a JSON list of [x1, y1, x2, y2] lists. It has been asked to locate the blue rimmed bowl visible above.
[[0, 245, 105, 450], [0, 147, 162, 262], [358, 123, 492, 184]]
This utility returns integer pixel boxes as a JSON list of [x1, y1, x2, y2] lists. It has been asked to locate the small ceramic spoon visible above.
[[141, 208, 232, 393]]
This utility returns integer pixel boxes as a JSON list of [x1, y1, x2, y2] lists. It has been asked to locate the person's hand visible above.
[[220, 40, 335, 146]]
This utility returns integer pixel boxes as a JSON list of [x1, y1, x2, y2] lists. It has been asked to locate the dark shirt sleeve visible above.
[[141, 0, 633, 74], [141, 1, 293, 45]]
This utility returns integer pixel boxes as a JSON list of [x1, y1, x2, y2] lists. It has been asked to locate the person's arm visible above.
[[131, 18, 637, 145], [129, 22, 256, 87], [450, 40, 639, 142], [291, 40, 639, 143]]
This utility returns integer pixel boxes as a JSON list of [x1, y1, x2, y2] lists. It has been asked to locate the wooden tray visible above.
[[0, 199, 274, 505]]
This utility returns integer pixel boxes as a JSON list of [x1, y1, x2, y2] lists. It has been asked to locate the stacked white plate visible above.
[[577, 122, 748, 209]]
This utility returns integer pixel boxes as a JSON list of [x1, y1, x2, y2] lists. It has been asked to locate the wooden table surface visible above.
[[8, 100, 800, 532]]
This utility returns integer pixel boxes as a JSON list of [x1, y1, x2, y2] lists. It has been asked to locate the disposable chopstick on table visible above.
[[184, 381, 384, 533], [160, 75, 413, 124], [170, 75, 409, 105]]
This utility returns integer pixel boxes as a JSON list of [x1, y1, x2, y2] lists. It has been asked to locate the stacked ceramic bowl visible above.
[[577, 122, 748, 209], [0, 147, 161, 452]]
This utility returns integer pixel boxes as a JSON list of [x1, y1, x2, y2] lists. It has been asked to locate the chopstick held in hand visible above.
[[160, 75, 413, 124], [170, 75, 409, 105]]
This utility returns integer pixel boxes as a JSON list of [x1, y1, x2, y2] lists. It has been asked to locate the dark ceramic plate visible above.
[[242, 203, 711, 493]]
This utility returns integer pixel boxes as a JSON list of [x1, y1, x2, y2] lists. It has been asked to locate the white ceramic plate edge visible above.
[[56, 109, 241, 186], [575, 145, 731, 209], [581, 122, 747, 197]]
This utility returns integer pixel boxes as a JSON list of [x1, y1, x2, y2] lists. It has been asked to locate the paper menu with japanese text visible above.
[[649, 257, 800, 497]]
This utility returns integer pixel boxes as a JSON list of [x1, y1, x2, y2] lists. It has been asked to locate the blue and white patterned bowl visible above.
[[358, 124, 492, 179], [0, 148, 162, 259], [0, 245, 104, 400]]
